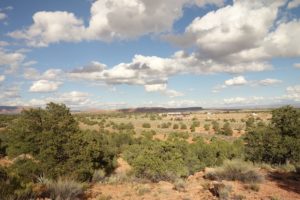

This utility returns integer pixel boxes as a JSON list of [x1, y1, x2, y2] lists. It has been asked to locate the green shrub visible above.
[[142, 123, 151, 128], [181, 124, 187, 130], [168, 132, 189, 140], [245, 106, 300, 165], [212, 121, 220, 132], [4, 103, 118, 181], [190, 125, 195, 132], [220, 122, 233, 136], [173, 124, 179, 129], [124, 140, 202, 182], [141, 130, 156, 140], [204, 124, 210, 131]]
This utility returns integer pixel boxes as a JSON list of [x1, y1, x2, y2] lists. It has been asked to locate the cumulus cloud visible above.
[[213, 76, 282, 92], [282, 85, 300, 101], [164, 99, 199, 108], [144, 83, 167, 92], [0, 49, 25, 72], [23, 60, 37, 67], [0, 41, 9, 47], [225, 76, 248, 86], [223, 96, 265, 105], [24, 68, 64, 80], [6, 91, 90, 108], [9, 11, 86, 47], [0, 85, 21, 99], [294, 63, 300, 68], [0, 75, 5, 83], [0, 13, 6, 21], [164, 0, 300, 74], [287, 0, 300, 9], [29, 80, 62, 93], [212, 76, 247, 92], [4, 90, 125, 109], [257, 78, 282, 86], [9, 0, 224, 46], [166, 1, 284, 60], [69, 51, 271, 95]]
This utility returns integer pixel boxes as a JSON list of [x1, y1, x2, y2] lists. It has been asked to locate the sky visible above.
[[0, 0, 300, 109]]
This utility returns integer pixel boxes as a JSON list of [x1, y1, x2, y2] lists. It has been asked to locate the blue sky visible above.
[[0, 0, 300, 109]]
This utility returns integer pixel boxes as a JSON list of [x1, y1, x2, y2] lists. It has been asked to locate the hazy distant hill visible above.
[[118, 107, 203, 113], [0, 106, 26, 114]]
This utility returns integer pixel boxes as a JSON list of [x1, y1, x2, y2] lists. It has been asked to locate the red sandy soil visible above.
[[86, 160, 300, 200]]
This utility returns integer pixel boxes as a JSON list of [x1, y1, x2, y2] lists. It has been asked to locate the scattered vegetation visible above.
[[0, 103, 298, 199], [205, 160, 264, 183]]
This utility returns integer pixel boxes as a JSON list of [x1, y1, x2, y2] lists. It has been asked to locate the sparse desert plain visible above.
[[1, 104, 299, 200]]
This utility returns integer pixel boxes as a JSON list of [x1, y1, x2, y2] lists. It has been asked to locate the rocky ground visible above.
[[85, 159, 300, 200]]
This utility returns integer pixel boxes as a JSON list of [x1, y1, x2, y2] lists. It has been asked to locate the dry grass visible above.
[[205, 160, 264, 183], [38, 177, 85, 200]]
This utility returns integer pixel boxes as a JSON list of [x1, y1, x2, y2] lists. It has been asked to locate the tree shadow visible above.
[[268, 171, 300, 194]]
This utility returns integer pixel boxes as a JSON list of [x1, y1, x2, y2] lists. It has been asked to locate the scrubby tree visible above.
[[5, 102, 117, 180], [212, 121, 220, 132], [222, 122, 233, 136], [204, 124, 210, 131], [245, 106, 300, 164]]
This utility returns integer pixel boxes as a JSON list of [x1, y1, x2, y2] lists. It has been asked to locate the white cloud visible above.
[[55, 91, 91, 106], [257, 78, 282, 86], [164, 90, 184, 98], [287, 0, 300, 9], [23, 60, 37, 67], [24, 68, 63, 80], [0, 49, 25, 72], [42, 69, 64, 80], [294, 63, 300, 68], [213, 76, 247, 92], [282, 85, 300, 101], [225, 76, 248, 86], [67, 50, 274, 97], [213, 76, 282, 92], [144, 83, 183, 97], [223, 96, 265, 105], [167, 1, 284, 61], [0, 41, 9, 46], [9, 0, 224, 46], [263, 20, 300, 58], [165, 0, 300, 72], [14, 91, 91, 107], [165, 99, 199, 107], [224, 97, 247, 104], [0, 13, 7, 21], [144, 83, 167, 92], [0, 75, 5, 83], [29, 80, 62, 93], [9, 11, 86, 47], [0, 86, 20, 99], [24, 68, 40, 79]]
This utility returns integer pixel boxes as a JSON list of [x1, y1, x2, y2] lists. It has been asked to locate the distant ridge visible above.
[[0, 106, 26, 114], [118, 107, 203, 113]]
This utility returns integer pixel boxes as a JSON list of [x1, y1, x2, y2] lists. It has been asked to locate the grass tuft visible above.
[[205, 160, 264, 183]]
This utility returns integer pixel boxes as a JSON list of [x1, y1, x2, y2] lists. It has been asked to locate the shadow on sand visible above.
[[268, 171, 300, 194]]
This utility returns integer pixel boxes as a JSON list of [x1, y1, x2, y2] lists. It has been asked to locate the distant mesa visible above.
[[0, 106, 27, 114], [117, 107, 203, 113]]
